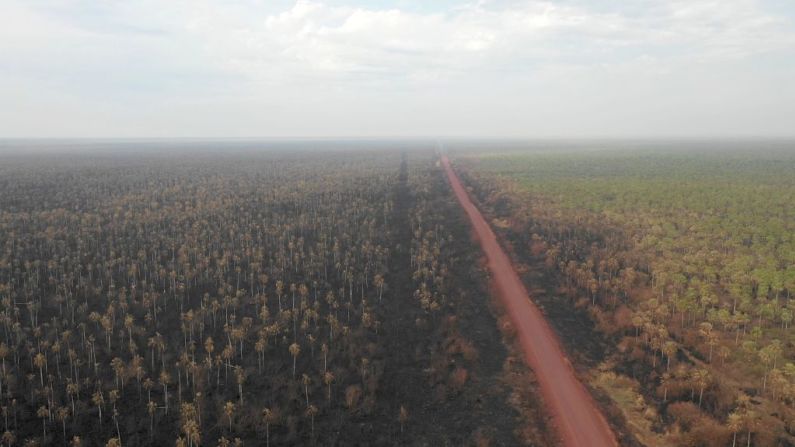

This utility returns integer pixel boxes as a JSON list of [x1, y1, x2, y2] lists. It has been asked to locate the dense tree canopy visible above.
[[455, 147, 795, 446]]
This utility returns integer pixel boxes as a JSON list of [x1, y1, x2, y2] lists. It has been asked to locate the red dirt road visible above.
[[441, 155, 618, 447]]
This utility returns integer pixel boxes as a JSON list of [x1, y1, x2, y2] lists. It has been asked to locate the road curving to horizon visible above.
[[441, 154, 619, 447]]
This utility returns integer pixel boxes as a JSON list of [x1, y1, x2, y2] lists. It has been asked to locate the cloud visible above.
[[181, 0, 792, 81], [1, 0, 794, 137]]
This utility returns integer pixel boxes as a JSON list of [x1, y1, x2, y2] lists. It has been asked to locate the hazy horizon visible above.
[[3, 0, 795, 139], [3, 136, 795, 157]]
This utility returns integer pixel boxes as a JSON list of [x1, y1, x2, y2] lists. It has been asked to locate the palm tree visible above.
[[691, 369, 710, 407], [55, 407, 69, 442], [181, 417, 200, 447], [147, 337, 157, 370], [1, 431, 15, 447], [36, 406, 48, 440], [221, 345, 234, 383], [234, 368, 245, 407], [147, 401, 157, 439], [130, 355, 145, 398], [33, 354, 46, 387], [112, 408, 122, 445], [743, 409, 757, 447], [204, 337, 215, 367], [223, 402, 235, 433], [0, 344, 7, 398], [323, 371, 335, 401], [398, 405, 409, 434], [66, 381, 79, 416], [662, 341, 677, 371], [289, 343, 300, 378], [108, 389, 120, 414], [659, 372, 671, 402], [276, 281, 284, 312], [92, 390, 104, 428], [187, 421, 201, 447], [305, 405, 318, 439], [374, 274, 385, 302], [727, 411, 742, 447], [261, 408, 274, 447], [759, 340, 783, 391], [143, 378, 154, 403], [321, 344, 328, 373], [159, 370, 171, 415], [302, 374, 311, 407], [254, 338, 266, 373]]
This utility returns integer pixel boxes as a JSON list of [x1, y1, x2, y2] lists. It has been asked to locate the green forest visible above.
[[454, 146, 795, 446]]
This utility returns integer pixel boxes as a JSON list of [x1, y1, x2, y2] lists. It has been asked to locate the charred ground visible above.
[[0, 148, 547, 446]]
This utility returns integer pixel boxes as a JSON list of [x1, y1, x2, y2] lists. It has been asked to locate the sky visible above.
[[2, 0, 795, 139]]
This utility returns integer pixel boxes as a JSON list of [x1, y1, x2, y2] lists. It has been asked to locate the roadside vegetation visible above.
[[453, 146, 795, 446]]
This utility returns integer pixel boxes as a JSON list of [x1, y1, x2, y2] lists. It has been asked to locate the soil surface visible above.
[[368, 153, 534, 446], [441, 154, 618, 447]]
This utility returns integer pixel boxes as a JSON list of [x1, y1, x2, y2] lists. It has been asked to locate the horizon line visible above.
[[3, 136, 795, 142]]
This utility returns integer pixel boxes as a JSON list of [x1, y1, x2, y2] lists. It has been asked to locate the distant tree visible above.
[[92, 390, 104, 428], [1, 431, 15, 447], [234, 368, 246, 407], [398, 406, 409, 434], [727, 411, 742, 447], [305, 405, 318, 439], [261, 408, 274, 447], [36, 406, 48, 441], [289, 343, 300, 378], [223, 402, 235, 433], [662, 341, 677, 371], [323, 371, 334, 401], [55, 407, 69, 442]]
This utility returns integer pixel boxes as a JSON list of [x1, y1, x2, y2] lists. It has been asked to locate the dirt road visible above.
[[441, 154, 618, 447]]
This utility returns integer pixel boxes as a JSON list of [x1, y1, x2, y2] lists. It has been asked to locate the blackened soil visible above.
[[511, 248, 608, 369], [506, 249, 643, 447], [364, 155, 541, 446], [435, 168, 552, 447], [459, 176, 643, 447]]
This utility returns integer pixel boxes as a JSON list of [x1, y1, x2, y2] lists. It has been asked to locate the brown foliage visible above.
[[450, 367, 469, 390], [344, 385, 362, 412]]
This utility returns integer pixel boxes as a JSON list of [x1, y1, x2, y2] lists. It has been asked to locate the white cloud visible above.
[[1, 0, 794, 137]]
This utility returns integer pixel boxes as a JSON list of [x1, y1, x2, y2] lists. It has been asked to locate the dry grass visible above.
[[590, 364, 674, 447]]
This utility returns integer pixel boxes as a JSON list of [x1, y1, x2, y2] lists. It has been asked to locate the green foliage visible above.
[[456, 145, 795, 443]]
